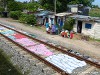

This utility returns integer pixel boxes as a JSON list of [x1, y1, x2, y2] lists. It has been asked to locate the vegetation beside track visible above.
[[0, 49, 23, 75]]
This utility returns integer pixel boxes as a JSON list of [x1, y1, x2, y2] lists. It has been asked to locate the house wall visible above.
[[37, 17, 43, 25], [57, 16, 66, 25], [73, 20, 77, 32], [37, 15, 54, 26], [71, 7, 78, 13], [93, 23, 100, 39], [73, 20, 100, 39], [48, 15, 55, 27]]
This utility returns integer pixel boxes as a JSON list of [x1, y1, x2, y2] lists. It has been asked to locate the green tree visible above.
[[8, 1, 23, 11], [39, 0, 94, 12], [63, 17, 75, 31], [39, 0, 69, 12], [26, 2, 40, 12], [68, 0, 94, 6], [0, 0, 15, 11]]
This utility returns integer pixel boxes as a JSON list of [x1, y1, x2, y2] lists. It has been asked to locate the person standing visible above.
[[51, 24, 56, 34], [45, 21, 49, 33]]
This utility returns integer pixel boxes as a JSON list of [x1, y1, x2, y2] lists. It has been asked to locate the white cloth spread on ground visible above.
[[46, 54, 87, 73]]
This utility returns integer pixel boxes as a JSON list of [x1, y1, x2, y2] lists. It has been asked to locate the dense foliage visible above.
[[68, 0, 94, 6], [0, 7, 4, 12], [26, 2, 41, 12], [39, 0, 69, 12], [9, 11, 22, 20], [63, 17, 75, 31], [0, 0, 15, 11], [19, 14, 36, 25], [8, 1, 23, 11], [89, 8, 100, 17], [39, 0, 94, 12]]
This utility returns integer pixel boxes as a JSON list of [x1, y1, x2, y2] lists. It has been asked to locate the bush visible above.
[[19, 14, 36, 25], [89, 8, 100, 17], [0, 7, 4, 17], [19, 14, 28, 23], [26, 14, 36, 25], [63, 17, 75, 31], [9, 11, 22, 20], [0, 7, 4, 12]]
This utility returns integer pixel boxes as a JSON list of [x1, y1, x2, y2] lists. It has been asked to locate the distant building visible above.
[[67, 5, 79, 13], [71, 15, 100, 39], [68, 4, 91, 16]]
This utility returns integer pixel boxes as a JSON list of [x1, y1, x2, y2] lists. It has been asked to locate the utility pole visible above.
[[54, 0, 56, 14]]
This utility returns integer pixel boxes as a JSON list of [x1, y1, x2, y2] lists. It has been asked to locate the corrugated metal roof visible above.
[[70, 15, 100, 22], [55, 12, 72, 17], [36, 10, 54, 16], [67, 4, 83, 8], [95, 20, 100, 23]]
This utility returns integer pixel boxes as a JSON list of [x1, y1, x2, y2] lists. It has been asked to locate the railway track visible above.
[[0, 35, 60, 75], [0, 23, 100, 75]]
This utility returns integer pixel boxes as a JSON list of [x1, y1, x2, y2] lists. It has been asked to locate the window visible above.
[[85, 23, 92, 29]]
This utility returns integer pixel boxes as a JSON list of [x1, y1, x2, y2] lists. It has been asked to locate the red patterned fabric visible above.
[[13, 33, 26, 39]]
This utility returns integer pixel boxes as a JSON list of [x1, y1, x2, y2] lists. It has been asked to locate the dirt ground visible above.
[[0, 18, 100, 60]]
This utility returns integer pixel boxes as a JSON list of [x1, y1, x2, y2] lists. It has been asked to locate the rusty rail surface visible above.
[[0, 24, 100, 69]]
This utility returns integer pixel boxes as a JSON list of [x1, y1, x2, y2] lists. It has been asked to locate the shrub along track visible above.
[[0, 23, 100, 75], [0, 49, 22, 75]]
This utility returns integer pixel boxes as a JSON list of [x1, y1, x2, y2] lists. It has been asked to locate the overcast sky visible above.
[[16, 0, 100, 7]]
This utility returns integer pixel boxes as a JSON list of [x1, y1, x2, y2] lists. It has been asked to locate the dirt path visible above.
[[0, 18, 100, 60]]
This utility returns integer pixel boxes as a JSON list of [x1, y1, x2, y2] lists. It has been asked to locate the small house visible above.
[[67, 5, 79, 13], [68, 4, 91, 16], [55, 12, 73, 28], [34, 10, 55, 26], [71, 15, 100, 39]]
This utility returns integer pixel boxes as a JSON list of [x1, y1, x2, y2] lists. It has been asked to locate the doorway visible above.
[[77, 21, 82, 33]]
